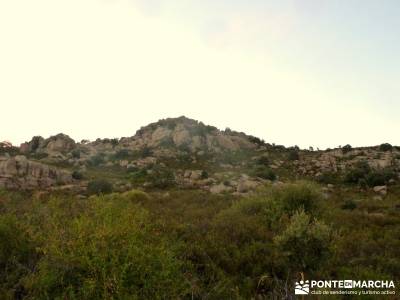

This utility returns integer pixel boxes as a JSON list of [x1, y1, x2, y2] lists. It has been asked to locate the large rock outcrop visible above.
[[0, 155, 72, 189], [295, 147, 400, 177], [20, 134, 76, 155], [120, 116, 258, 153]]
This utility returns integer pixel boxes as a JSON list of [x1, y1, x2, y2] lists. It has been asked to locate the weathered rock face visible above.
[[0, 155, 72, 189], [124, 116, 258, 153], [46, 134, 76, 153], [172, 124, 192, 147], [20, 134, 76, 155]]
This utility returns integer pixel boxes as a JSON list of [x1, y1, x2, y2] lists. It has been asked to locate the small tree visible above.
[[288, 150, 299, 161], [110, 138, 119, 147], [379, 143, 393, 152], [342, 144, 352, 154]]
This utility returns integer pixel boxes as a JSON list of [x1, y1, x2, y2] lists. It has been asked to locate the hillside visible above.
[[1, 117, 400, 299]]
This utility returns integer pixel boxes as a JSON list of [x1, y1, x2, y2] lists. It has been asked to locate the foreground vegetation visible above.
[[1, 182, 399, 299]]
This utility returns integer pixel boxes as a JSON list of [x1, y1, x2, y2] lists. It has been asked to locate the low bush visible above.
[[316, 172, 338, 184], [341, 199, 357, 210], [114, 149, 131, 160], [129, 167, 176, 189], [287, 150, 300, 161], [272, 182, 322, 216], [148, 167, 176, 189], [122, 189, 150, 203], [201, 170, 209, 179], [253, 166, 276, 181], [87, 179, 113, 195], [257, 156, 270, 165], [343, 161, 371, 185], [72, 170, 83, 180], [344, 161, 396, 187], [71, 149, 81, 159], [89, 153, 105, 166]]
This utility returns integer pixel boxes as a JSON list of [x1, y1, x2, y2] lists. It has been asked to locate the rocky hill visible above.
[[1, 117, 399, 197]]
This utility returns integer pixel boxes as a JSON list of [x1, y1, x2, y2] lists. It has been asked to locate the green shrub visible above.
[[217, 194, 281, 231], [71, 149, 81, 159], [0, 215, 36, 299], [344, 161, 396, 187], [25, 198, 187, 299], [122, 189, 150, 203], [248, 136, 265, 145], [129, 169, 148, 183], [140, 147, 152, 158], [257, 156, 270, 165], [87, 179, 113, 195], [274, 210, 332, 272], [89, 153, 105, 166], [114, 149, 130, 160], [201, 170, 209, 179], [253, 166, 276, 181], [129, 167, 176, 189], [273, 182, 321, 216], [149, 167, 176, 189], [30, 136, 43, 152], [341, 199, 357, 210], [365, 172, 386, 187], [110, 138, 119, 147], [316, 172, 338, 184], [72, 170, 83, 180], [343, 161, 371, 184], [287, 150, 300, 161]]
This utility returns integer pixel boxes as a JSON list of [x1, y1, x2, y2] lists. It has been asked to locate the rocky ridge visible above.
[[0, 117, 399, 195]]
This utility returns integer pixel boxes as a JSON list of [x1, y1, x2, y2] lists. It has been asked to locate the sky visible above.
[[0, 0, 399, 149]]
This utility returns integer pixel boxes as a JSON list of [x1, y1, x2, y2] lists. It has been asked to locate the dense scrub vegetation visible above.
[[343, 161, 396, 187], [0, 182, 399, 299]]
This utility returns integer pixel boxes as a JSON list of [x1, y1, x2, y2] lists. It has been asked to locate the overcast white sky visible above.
[[1, 0, 399, 149]]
